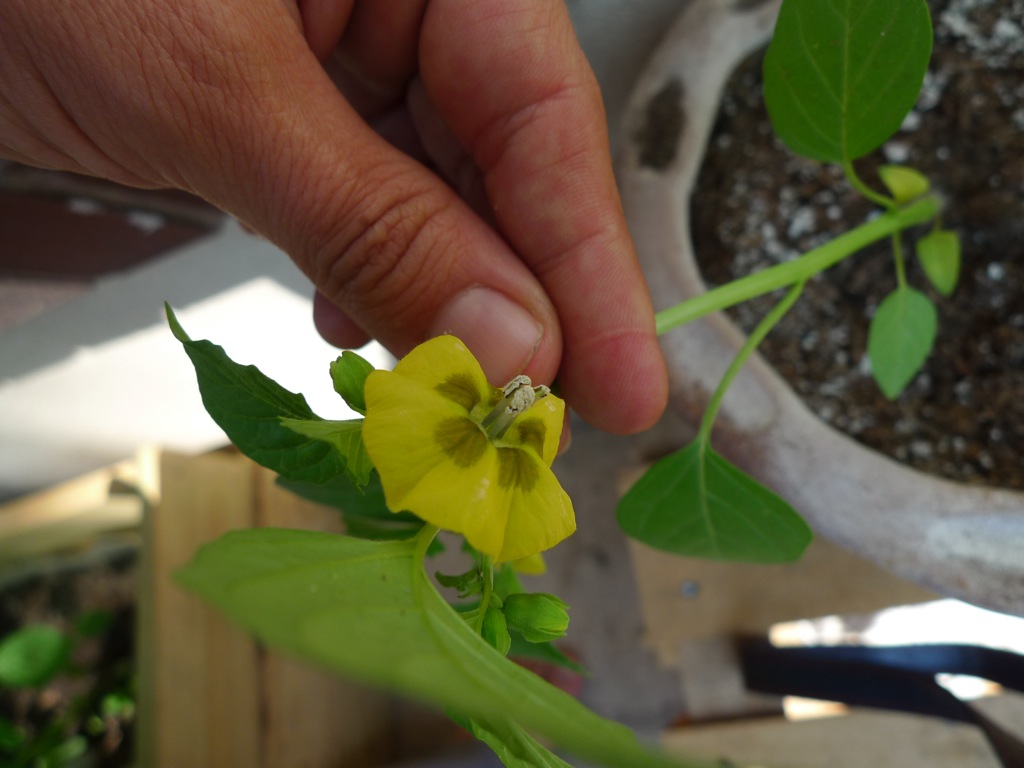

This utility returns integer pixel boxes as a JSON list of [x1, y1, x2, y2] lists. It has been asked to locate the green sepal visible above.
[[916, 229, 961, 297], [278, 417, 373, 486], [330, 351, 375, 415], [436, 568, 483, 598], [618, 440, 812, 563]]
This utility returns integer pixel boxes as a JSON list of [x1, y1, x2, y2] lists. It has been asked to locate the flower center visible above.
[[480, 375, 550, 441]]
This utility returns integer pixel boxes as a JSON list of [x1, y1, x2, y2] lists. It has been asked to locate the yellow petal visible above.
[[499, 395, 563, 466], [391, 335, 494, 415], [397, 447, 508, 558], [512, 553, 547, 575], [363, 370, 469, 503], [495, 451, 575, 562]]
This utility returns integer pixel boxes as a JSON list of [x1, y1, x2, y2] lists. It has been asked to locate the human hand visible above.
[[0, 0, 667, 434]]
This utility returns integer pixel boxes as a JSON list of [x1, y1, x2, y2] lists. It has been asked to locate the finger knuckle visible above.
[[315, 176, 455, 318]]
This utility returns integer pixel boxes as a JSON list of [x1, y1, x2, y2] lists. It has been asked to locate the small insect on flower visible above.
[[362, 335, 575, 562]]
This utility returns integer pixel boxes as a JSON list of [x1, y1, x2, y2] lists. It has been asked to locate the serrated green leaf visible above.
[[868, 287, 938, 398], [764, 0, 932, 163], [166, 304, 348, 484], [878, 165, 931, 204], [279, 417, 373, 486], [0, 626, 70, 688], [916, 229, 961, 297], [617, 441, 812, 563], [177, 529, 710, 768], [330, 351, 376, 415]]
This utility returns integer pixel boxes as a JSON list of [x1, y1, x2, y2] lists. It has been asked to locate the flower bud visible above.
[[481, 606, 511, 656], [503, 593, 569, 643]]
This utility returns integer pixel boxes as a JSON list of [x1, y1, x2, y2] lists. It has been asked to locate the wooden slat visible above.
[[137, 449, 401, 768], [137, 450, 262, 768], [255, 467, 397, 768], [626, 521, 937, 669], [0, 459, 143, 564]]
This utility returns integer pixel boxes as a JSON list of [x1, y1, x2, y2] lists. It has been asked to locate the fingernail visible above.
[[431, 287, 543, 385]]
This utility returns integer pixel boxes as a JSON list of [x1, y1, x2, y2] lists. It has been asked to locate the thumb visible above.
[[169, 6, 562, 387]]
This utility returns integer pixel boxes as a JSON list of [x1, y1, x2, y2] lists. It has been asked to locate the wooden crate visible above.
[[135, 448, 420, 768]]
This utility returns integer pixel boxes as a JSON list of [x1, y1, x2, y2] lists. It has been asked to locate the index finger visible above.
[[420, 0, 667, 434]]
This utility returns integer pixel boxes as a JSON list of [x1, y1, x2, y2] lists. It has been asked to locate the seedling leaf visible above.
[[916, 229, 961, 297], [868, 287, 938, 398], [177, 529, 709, 768], [764, 0, 932, 163], [0, 626, 70, 688], [878, 165, 931, 204], [617, 441, 812, 563]]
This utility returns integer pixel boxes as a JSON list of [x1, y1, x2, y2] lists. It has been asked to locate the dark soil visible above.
[[0, 551, 137, 767], [691, 0, 1024, 489]]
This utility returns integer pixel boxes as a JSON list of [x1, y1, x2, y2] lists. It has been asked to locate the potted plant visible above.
[[616, 0, 1024, 616]]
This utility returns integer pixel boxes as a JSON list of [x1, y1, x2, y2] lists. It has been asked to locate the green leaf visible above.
[[763, 0, 932, 163], [0, 626, 70, 688], [878, 165, 930, 204], [75, 610, 113, 639], [279, 417, 373, 486], [277, 473, 427, 541], [617, 441, 812, 563], [166, 304, 348, 484], [0, 716, 24, 752], [330, 351, 376, 415], [916, 229, 961, 297], [868, 287, 938, 398], [45, 736, 88, 764], [508, 636, 586, 676], [177, 529, 710, 768], [454, 712, 574, 768]]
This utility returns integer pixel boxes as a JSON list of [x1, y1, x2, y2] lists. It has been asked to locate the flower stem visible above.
[[654, 194, 939, 336], [698, 280, 806, 443]]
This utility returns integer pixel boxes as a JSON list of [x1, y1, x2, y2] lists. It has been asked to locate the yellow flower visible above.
[[362, 335, 575, 562]]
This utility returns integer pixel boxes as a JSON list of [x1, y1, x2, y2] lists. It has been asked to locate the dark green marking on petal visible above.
[[436, 417, 488, 468], [497, 448, 540, 493], [514, 419, 546, 458], [436, 373, 482, 412]]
